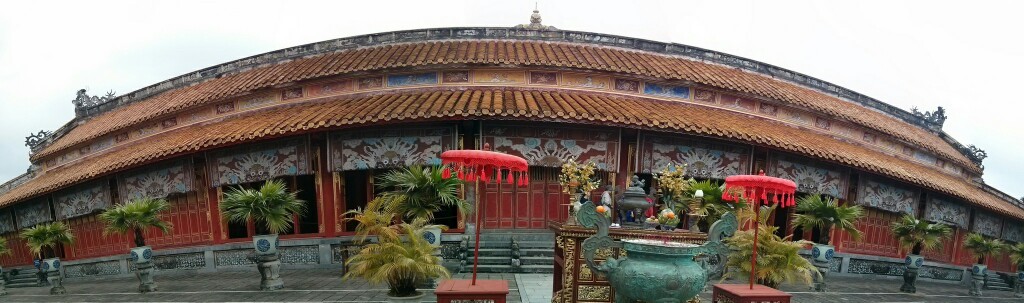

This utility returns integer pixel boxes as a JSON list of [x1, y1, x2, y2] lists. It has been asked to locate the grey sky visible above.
[[1, 1, 1021, 198]]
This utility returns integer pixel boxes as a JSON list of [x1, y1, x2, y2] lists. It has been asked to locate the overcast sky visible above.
[[0, 1, 1021, 198]]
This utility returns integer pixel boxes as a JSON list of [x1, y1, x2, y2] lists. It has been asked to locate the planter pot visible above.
[[422, 227, 442, 247], [387, 292, 426, 303], [41, 258, 61, 273], [253, 234, 280, 256], [1018, 271, 1024, 282], [971, 264, 987, 276], [130, 246, 154, 264], [812, 244, 835, 263], [904, 254, 924, 269]]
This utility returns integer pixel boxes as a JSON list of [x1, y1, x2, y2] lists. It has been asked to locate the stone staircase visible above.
[[4, 267, 44, 288], [467, 231, 555, 273], [984, 272, 1013, 292]]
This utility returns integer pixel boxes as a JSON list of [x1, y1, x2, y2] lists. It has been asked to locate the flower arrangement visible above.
[[654, 163, 689, 210], [656, 209, 680, 227], [559, 158, 601, 214]]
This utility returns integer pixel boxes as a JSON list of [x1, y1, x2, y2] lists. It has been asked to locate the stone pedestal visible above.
[[0, 273, 7, 296], [899, 267, 918, 293], [812, 259, 829, 292], [969, 272, 984, 296], [136, 261, 158, 293], [257, 254, 283, 291], [47, 271, 65, 295]]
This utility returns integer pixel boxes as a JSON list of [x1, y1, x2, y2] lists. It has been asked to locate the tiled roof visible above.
[[31, 40, 978, 174], [4, 88, 1020, 219]]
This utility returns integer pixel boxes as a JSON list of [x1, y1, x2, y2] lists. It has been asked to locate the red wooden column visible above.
[[314, 133, 337, 237], [198, 157, 226, 244]]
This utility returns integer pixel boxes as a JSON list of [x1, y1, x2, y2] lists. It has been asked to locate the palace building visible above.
[[1, 12, 1020, 282]]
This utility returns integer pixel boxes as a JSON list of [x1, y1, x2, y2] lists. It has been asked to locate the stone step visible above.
[[476, 248, 512, 257], [520, 248, 554, 258], [521, 256, 554, 266], [8, 276, 38, 284], [515, 241, 556, 248], [474, 256, 511, 265], [6, 281, 43, 288]]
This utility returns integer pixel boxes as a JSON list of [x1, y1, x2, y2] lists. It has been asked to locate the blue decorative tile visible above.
[[387, 72, 438, 87], [642, 83, 689, 99]]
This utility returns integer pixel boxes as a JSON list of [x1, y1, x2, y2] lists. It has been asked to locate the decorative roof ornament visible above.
[[958, 144, 987, 167], [514, 4, 557, 31], [72, 89, 117, 110], [25, 130, 52, 149], [910, 106, 947, 128]]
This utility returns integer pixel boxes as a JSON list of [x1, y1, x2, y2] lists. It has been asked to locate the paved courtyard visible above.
[[1, 268, 1021, 302]]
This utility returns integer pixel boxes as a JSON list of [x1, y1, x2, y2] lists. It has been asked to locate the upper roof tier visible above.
[[28, 27, 982, 173]]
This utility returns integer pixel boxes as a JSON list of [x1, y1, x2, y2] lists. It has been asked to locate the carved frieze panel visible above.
[[0, 210, 14, 234], [642, 82, 689, 99], [54, 181, 111, 220], [331, 127, 454, 171], [639, 134, 750, 179], [768, 153, 849, 198], [924, 197, 969, 229], [16, 199, 53, 229], [483, 124, 619, 171], [855, 177, 918, 215], [209, 138, 311, 187], [972, 211, 1002, 238], [118, 159, 195, 203], [1002, 222, 1024, 243], [386, 72, 438, 87]]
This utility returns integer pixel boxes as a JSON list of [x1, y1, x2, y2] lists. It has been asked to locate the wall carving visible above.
[[768, 154, 848, 198], [484, 124, 619, 171], [209, 138, 311, 187], [54, 181, 111, 220], [639, 134, 750, 179], [0, 210, 14, 234], [855, 177, 918, 215], [16, 199, 53, 228], [847, 258, 904, 276], [1002, 222, 1024, 243], [972, 211, 1002, 238], [331, 127, 453, 171], [279, 245, 320, 265], [214, 249, 256, 267], [924, 197, 969, 229], [118, 159, 195, 203], [64, 260, 122, 278]]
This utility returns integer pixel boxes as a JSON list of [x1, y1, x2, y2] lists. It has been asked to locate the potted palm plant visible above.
[[724, 205, 820, 288], [99, 197, 172, 293], [20, 222, 74, 295], [1008, 243, 1024, 298], [890, 214, 952, 293], [343, 197, 451, 303], [792, 195, 864, 264], [220, 179, 306, 290], [963, 233, 1005, 296], [377, 165, 467, 247], [0, 237, 11, 295]]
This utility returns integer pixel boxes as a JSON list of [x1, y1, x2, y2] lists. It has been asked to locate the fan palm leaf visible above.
[[724, 216, 819, 288], [343, 217, 451, 297], [1008, 243, 1024, 271], [378, 165, 468, 222], [890, 214, 952, 254], [220, 180, 306, 235], [342, 196, 401, 243], [0, 236, 11, 257], [791, 195, 864, 245], [963, 233, 1005, 264], [20, 222, 74, 258], [99, 197, 172, 247]]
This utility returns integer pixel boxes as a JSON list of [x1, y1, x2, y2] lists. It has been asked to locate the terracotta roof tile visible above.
[[33, 41, 977, 174]]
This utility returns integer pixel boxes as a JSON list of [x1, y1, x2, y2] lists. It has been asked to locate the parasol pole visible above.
[[750, 191, 759, 289], [472, 176, 481, 285]]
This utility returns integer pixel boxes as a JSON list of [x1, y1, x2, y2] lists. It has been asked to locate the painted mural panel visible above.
[[118, 160, 195, 203], [331, 127, 454, 171], [768, 153, 849, 198], [924, 197, 969, 229], [483, 124, 619, 171], [639, 134, 750, 179], [642, 83, 689, 99], [0, 211, 14, 234], [972, 211, 1002, 238], [209, 138, 311, 187], [54, 181, 112, 220], [855, 177, 918, 215], [387, 72, 438, 87], [16, 199, 52, 229], [1002, 222, 1024, 242]]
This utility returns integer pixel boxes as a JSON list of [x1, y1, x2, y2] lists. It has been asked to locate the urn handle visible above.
[[576, 200, 623, 274]]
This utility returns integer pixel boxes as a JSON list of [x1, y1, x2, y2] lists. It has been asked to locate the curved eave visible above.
[[5, 88, 1020, 220], [29, 35, 980, 174]]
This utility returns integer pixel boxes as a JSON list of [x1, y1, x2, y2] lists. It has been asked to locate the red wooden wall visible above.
[[837, 208, 901, 258], [0, 233, 34, 267]]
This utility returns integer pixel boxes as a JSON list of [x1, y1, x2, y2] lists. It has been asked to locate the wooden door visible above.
[[482, 167, 568, 229]]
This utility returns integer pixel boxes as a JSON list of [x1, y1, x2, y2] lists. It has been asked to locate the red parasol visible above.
[[440, 143, 529, 285], [722, 170, 797, 289]]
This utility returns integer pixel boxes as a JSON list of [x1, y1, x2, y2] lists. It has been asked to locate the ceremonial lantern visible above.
[[722, 170, 797, 289], [440, 143, 529, 285]]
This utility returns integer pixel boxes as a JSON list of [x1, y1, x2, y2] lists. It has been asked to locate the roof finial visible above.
[[514, 3, 557, 31]]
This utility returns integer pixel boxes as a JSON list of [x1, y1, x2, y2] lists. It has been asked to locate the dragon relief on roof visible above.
[[910, 106, 947, 128], [72, 89, 117, 109], [24, 130, 52, 149], [958, 144, 987, 167]]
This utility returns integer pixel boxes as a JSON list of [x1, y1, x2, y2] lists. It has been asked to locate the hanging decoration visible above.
[[722, 170, 797, 289]]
